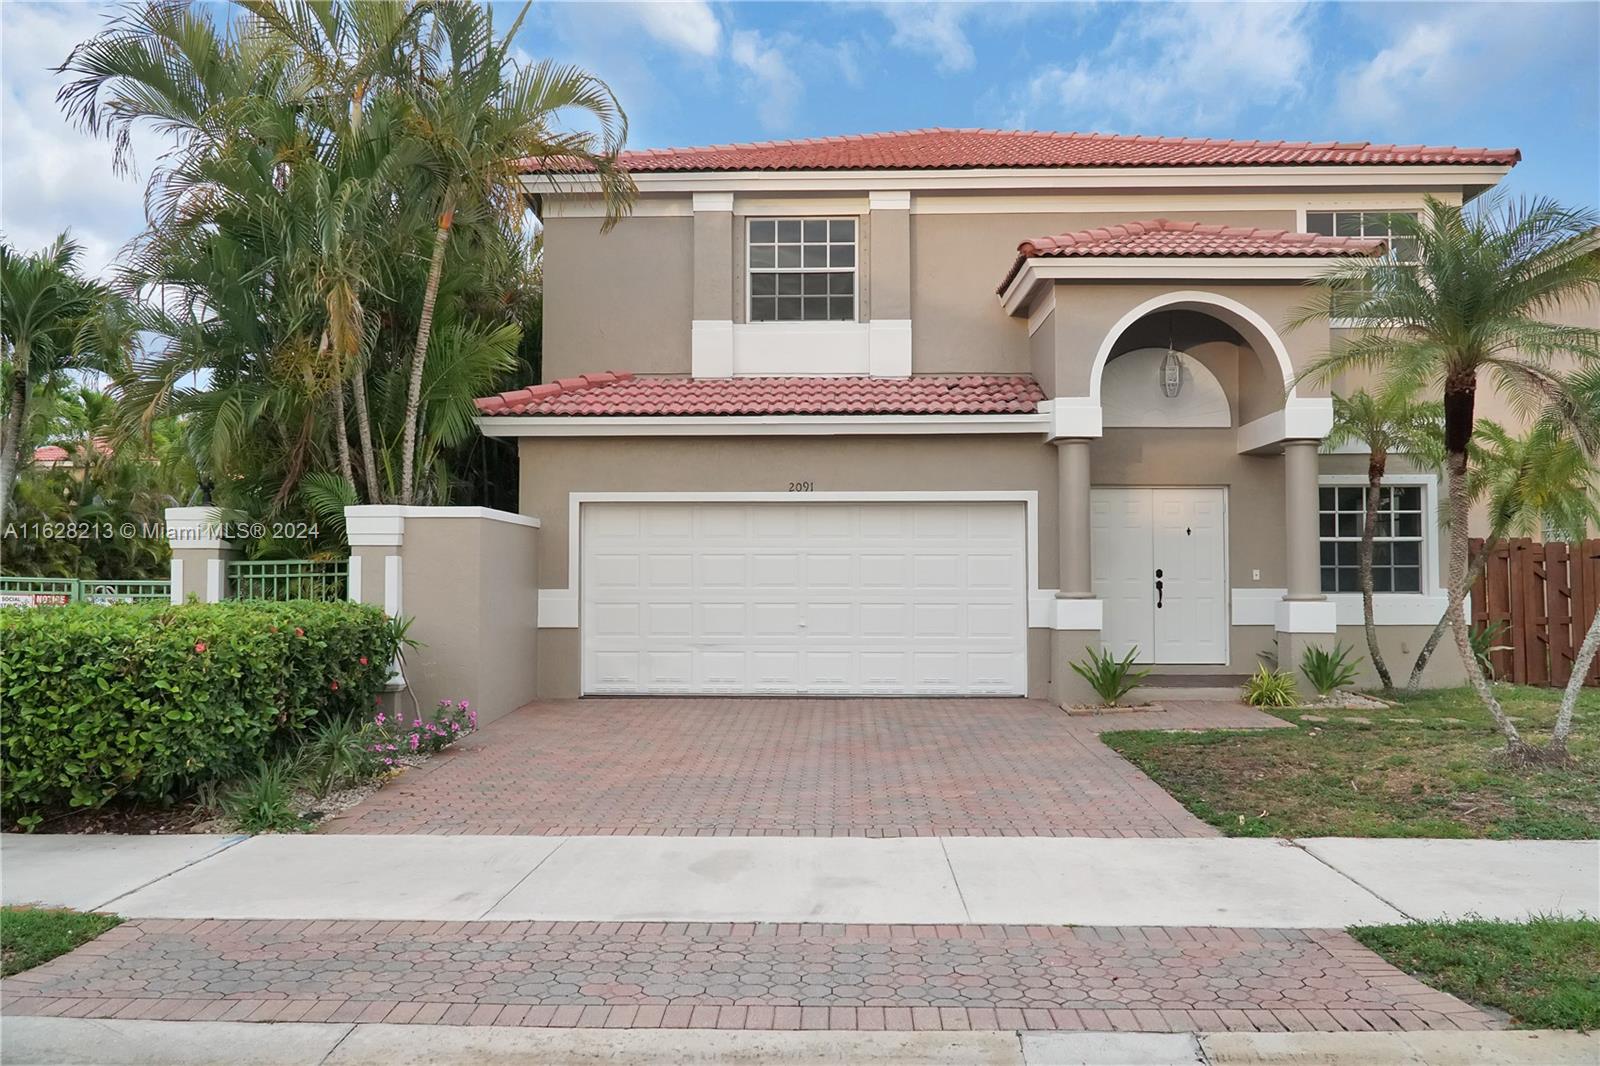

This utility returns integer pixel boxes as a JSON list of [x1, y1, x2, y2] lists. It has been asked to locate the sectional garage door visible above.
[[580, 501, 1028, 695]]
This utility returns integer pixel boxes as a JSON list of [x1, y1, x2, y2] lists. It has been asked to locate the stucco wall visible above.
[[542, 213, 694, 380]]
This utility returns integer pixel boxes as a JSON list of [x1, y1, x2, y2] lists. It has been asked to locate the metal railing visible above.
[[226, 559, 348, 602], [0, 576, 171, 607]]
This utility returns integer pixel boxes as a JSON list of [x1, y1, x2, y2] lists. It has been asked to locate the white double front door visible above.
[[1090, 488, 1228, 664]]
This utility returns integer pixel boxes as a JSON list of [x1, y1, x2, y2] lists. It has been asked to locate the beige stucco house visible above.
[[473, 128, 1529, 703]]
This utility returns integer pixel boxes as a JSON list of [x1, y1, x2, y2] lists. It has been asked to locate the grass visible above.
[[1102, 684, 1600, 838], [1351, 917, 1600, 1030], [1, 907, 122, 977]]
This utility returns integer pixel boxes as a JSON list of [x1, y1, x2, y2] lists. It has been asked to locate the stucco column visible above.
[[164, 506, 236, 603], [1056, 438, 1093, 598], [1283, 439, 1323, 601], [691, 192, 734, 377], [866, 190, 912, 377]]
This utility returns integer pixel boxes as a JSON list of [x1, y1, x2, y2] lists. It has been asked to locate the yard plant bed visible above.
[[1, 907, 122, 977], [1102, 685, 1599, 839], [1351, 918, 1600, 1030]]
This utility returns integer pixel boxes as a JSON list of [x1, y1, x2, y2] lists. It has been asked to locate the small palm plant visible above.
[[1299, 642, 1363, 696], [1242, 664, 1299, 708], [1069, 646, 1151, 707]]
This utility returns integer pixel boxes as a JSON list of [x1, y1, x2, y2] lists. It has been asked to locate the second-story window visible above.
[[1306, 210, 1419, 262], [748, 218, 856, 322]]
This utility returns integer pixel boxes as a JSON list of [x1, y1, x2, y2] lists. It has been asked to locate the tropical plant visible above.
[[1069, 645, 1151, 706], [1241, 664, 1299, 708], [1404, 418, 1600, 692], [54, 0, 591, 527], [1296, 195, 1600, 760], [1299, 642, 1363, 696], [1325, 388, 1442, 691], [1466, 620, 1514, 680], [396, 0, 633, 502], [299, 715, 382, 799], [0, 235, 133, 524], [219, 758, 304, 832], [1553, 363, 1600, 747]]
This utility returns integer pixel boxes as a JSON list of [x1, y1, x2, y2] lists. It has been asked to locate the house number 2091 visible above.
[[788, 481, 815, 492]]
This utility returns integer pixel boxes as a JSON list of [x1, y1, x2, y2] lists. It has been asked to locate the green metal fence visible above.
[[0, 576, 171, 607], [226, 559, 348, 602]]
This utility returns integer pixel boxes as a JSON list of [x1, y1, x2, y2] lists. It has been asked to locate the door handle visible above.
[[1155, 569, 1164, 609]]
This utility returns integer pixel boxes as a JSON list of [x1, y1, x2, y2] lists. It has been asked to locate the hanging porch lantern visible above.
[[1160, 313, 1184, 398]]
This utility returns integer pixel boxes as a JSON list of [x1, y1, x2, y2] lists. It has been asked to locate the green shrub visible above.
[[220, 758, 305, 833], [299, 715, 384, 799], [1069, 645, 1151, 706], [1, 600, 399, 828], [1300, 641, 1363, 695], [1242, 664, 1299, 708]]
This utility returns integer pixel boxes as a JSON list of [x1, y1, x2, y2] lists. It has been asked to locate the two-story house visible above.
[[473, 128, 1525, 702]]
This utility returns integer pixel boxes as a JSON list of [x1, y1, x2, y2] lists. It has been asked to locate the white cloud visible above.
[[729, 29, 802, 130], [1333, 4, 1593, 134], [0, 2, 158, 278], [882, 3, 976, 73], [629, 1, 720, 58], [1017, 2, 1313, 132]]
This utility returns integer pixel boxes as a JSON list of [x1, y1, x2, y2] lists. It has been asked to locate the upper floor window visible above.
[[1306, 210, 1419, 262], [1319, 483, 1425, 593], [748, 218, 856, 322]]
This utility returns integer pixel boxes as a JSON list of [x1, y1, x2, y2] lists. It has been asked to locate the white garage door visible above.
[[581, 501, 1028, 695]]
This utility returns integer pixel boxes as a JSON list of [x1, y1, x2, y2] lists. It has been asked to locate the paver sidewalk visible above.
[[321, 698, 1288, 837], [0, 920, 1495, 1034]]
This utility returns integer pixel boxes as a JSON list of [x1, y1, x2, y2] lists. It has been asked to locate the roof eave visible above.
[[999, 256, 1364, 316]]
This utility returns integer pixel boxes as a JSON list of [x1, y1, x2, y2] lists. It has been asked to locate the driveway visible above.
[[322, 698, 1286, 837]]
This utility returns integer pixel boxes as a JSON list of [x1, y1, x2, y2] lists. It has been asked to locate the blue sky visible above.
[[4, 1, 1596, 276]]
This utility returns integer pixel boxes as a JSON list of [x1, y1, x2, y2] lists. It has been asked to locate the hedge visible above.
[[1, 600, 399, 828]]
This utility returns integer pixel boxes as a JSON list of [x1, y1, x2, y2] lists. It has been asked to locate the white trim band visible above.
[[1275, 598, 1339, 634], [345, 505, 540, 547]]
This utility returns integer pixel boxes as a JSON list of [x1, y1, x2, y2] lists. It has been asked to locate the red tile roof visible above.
[[525, 128, 1520, 174], [475, 372, 1045, 417], [32, 445, 69, 463], [997, 218, 1385, 293]]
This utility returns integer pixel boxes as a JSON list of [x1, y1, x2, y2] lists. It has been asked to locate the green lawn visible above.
[[1352, 917, 1600, 1030], [1, 907, 122, 977], [1102, 684, 1600, 838]]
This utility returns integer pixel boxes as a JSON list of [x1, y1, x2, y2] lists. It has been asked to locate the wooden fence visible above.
[[1469, 537, 1600, 688]]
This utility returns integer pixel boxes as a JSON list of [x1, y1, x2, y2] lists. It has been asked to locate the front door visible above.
[[1090, 488, 1228, 664]]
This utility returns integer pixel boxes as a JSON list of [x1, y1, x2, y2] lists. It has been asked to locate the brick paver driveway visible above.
[[324, 698, 1286, 837]]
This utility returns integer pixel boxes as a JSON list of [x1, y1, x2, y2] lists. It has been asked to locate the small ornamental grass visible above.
[[1070, 645, 1151, 707], [1242, 663, 1299, 708], [1300, 641, 1364, 696]]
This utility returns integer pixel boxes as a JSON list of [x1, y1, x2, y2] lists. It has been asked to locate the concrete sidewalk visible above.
[[3, 834, 1595, 926], [3, 1018, 1596, 1065]]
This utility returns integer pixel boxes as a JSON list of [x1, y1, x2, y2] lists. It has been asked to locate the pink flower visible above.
[[375, 713, 386, 725], [382, 758, 394, 765], [294, 627, 304, 637], [194, 641, 207, 654], [330, 681, 339, 691], [359, 656, 368, 666]]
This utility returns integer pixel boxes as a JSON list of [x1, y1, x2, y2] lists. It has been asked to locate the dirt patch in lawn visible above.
[[1102, 684, 1600, 839]]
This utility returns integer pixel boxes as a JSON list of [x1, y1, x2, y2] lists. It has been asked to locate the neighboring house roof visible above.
[[475, 372, 1045, 417], [997, 218, 1386, 294], [32, 445, 70, 463], [523, 128, 1521, 174]]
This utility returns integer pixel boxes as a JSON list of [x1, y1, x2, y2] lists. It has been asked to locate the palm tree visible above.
[[397, 0, 633, 503], [1404, 418, 1600, 693], [1553, 363, 1600, 752], [1296, 196, 1600, 760], [0, 235, 130, 524], [1325, 388, 1442, 691]]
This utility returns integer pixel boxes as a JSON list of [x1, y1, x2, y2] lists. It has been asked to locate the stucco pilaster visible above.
[[1056, 438, 1093, 598]]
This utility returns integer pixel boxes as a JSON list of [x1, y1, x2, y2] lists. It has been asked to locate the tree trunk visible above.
[[400, 193, 454, 506], [1552, 608, 1599, 752], [1361, 451, 1393, 691], [0, 340, 32, 526], [351, 362, 380, 504], [324, 332, 355, 490], [1406, 536, 1496, 694], [1442, 381, 1523, 755]]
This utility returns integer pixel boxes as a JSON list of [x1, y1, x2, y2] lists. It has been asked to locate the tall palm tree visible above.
[[1296, 196, 1600, 760], [0, 235, 130, 523], [398, 0, 633, 502], [1325, 388, 1442, 691]]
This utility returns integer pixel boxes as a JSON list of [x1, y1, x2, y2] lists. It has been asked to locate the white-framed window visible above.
[[747, 217, 857, 322], [1319, 482, 1426, 593], [1305, 210, 1419, 262]]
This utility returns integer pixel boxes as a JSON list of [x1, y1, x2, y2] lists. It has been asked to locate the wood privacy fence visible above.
[[1469, 538, 1600, 688]]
